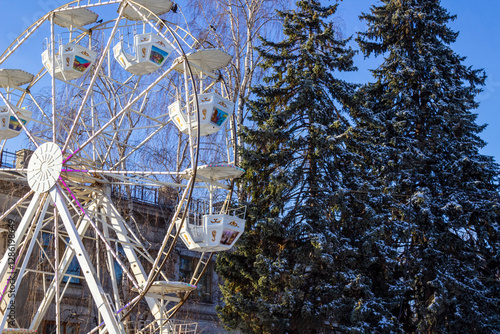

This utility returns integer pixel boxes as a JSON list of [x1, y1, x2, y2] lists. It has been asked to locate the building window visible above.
[[179, 255, 212, 303], [41, 232, 81, 284], [43, 321, 79, 334]]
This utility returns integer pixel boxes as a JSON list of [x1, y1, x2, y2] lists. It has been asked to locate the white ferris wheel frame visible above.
[[0, 1, 240, 333]]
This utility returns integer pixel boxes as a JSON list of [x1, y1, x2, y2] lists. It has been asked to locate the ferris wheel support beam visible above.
[[0, 0, 239, 331], [100, 209, 123, 313], [30, 204, 95, 330], [0, 198, 49, 330], [102, 193, 167, 321], [0, 191, 34, 223], [0, 193, 43, 304], [120, 175, 198, 321], [49, 186, 124, 334]]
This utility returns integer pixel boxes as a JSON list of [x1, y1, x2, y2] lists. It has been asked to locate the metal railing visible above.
[[133, 319, 198, 334], [113, 185, 179, 208], [0, 150, 17, 168]]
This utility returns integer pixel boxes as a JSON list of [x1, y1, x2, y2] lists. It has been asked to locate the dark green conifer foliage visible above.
[[355, 0, 500, 332], [215, 0, 359, 332]]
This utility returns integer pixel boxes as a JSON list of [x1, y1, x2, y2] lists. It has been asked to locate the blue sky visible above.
[[0, 0, 498, 163], [337, 0, 500, 164]]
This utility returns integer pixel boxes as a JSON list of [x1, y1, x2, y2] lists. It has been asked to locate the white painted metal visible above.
[[172, 49, 232, 76], [0, 193, 42, 293], [182, 164, 244, 182], [0, 199, 49, 329], [29, 201, 95, 330], [119, 0, 173, 21], [0, 1, 242, 332], [177, 213, 245, 252], [0, 70, 34, 88], [0, 91, 38, 147], [0, 105, 32, 141], [27, 142, 63, 194], [42, 43, 98, 81], [54, 209, 61, 334], [101, 195, 167, 320], [62, 4, 125, 153], [52, 7, 99, 28], [49, 186, 124, 334], [168, 92, 235, 137]]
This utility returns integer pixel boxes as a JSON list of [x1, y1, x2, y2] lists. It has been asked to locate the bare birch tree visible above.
[[185, 0, 289, 126]]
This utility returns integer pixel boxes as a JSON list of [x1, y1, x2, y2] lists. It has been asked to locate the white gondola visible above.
[[113, 33, 174, 76], [0, 105, 32, 141], [169, 92, 234, 137], [42, 43, 97, 81], [41, 7, 98, 81], [177, 213, 245, 252], [177, 164, 246, 252], [0, 69, 34, 141], [169, 49, 234, 137]]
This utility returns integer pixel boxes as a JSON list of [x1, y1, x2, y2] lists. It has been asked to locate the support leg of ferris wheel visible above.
[[100, 201, 124, 315], [49, 186, 124, 334], [120, 174, 198, 323], [0, 195, 49, 328], [30, 201, 96, 330], [0, 193, 42, 324], [0, 193, 43, 312], [100, 189, 171, 327]]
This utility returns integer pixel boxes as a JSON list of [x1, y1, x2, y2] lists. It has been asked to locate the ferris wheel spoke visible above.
[[0, 171, 28, 183], [62, 8, 126, 153], [109, 123, 168, 170], [63, 64, 177, 164], [30, 198, 117, 329], [89, 170, 188, 186], [97, 97, 154, 165], [26, 91, 53, 126], [97, 71, 138, 92]]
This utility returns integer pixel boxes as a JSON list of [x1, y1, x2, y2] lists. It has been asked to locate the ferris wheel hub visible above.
[[27, 142, 63, 193]]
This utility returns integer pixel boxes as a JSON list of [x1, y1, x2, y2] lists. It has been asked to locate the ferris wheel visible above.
[[0, 1, 245, 333]]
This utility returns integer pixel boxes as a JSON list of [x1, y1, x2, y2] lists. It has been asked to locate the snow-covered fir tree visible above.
[[215, 0, 362, 332], [353, 0, 500, 332]]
